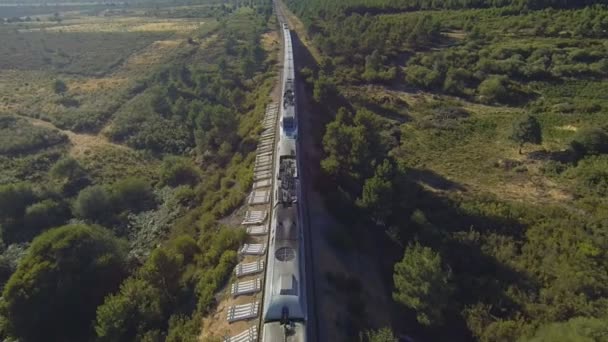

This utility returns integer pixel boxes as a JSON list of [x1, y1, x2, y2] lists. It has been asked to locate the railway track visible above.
[[224, 2, 315, 341]]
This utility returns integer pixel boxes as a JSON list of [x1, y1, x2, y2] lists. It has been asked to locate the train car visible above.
[[261, 137, 307, 342], [279, 26, 297, 140]]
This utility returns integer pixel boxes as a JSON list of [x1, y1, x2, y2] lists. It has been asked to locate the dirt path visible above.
[[26, 116, 129, 158]]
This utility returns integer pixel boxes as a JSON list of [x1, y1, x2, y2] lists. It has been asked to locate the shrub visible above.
[[509, 114, 542, 154], [52, 79, 68, 95], [2, 224, 127, 342], [405, 65, 443, 89], [570, 128, 608, 157], [73, 185, 113, 222], [478, 75, 510, 104], [160, 157, 201, 187], [110, 177, 155, 213]]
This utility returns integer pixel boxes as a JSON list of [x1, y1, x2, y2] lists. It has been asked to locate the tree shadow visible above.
[[356, 99, 412, 123], [527, 148, 577, 164], [406, 168, 467, 192]]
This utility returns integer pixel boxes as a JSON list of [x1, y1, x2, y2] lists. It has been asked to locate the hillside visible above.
[[283, 0, 608, 341]]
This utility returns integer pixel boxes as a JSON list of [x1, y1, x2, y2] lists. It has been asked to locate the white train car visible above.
[[279, 24, 297, 140]]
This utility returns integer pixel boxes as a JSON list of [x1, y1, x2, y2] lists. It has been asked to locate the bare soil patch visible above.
[[27, 116, 128, 157]]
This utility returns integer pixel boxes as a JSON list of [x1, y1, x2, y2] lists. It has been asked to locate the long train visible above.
[[261, 3, 307, 341]]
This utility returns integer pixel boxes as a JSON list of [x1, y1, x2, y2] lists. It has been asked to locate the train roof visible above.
[[278, 136, 296, 156], [262, 321, 306, 342]]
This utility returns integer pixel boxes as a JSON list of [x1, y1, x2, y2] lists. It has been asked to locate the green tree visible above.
[[523, 317, 608, 342], [110, 177, 155, 213], [0, 183, 35, 221], [139, 248, 183, 307], [356, 159, 394, 225], [313, 76, 336, 103], [443, 67, 474, 96], [160, 156, 201, 187], [1, 224, 127, 342], [393, 243, 453, 326], [363, 50, 382, 81], [52, 79, 67, 95], [321, 108, 386, 191], [73, 185, 113, 222], [321, 118, 370, 181], [408, 15, 440, 47], [361, 327, 396, 342], [510, 114, 542, 154], [240, 56, 256, 78], [320, 56, 335, 75], [165, 315, 199, 342], [405, 65, 442, 89], [50, 157, 86, 180], [95, 278, 163, 342], [22, 199, 69, 237], [570, 128, 608, 156], [49, 157, 90, 195], [478, 76, 510, 104]]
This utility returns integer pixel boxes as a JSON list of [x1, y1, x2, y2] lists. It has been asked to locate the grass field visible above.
[[0, 29, 166, 74], [333, 5, 608, 208], [0, 9, 218, 133], [0, 5, 218, 184]]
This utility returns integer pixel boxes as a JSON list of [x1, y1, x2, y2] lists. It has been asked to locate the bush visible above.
[[478, 75, 510, 104], [0, 183, 36, 221], [160, 157, 201, 187], [166, 315, 199, 342], [570, 128, 608, 157], [52, 79, 67, 94], [49, 157, 90, 196], [566, 156, 608, 197], [405, 65, 443, 89], [22, 199, 69, 237], [2, 224, 127, 342], [110, 177, 155, 213], [73, 185, 113, 222]]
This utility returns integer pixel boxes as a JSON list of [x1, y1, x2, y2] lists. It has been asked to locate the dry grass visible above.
[[70, 77, 130, 94], [444, 29, 467, 40], [344, 85, 574, 206], [0, 70, 55, 113], [555, 124, 578, 132], [20, 17, 205, 34], [124, 39, 184, 70], [261, 31, 279, 51], [1, 13, 211, 134]]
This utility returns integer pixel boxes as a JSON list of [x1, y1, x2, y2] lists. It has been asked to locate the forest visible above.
[[285, 0, 608, 341], [0, 1, 275, 341]]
